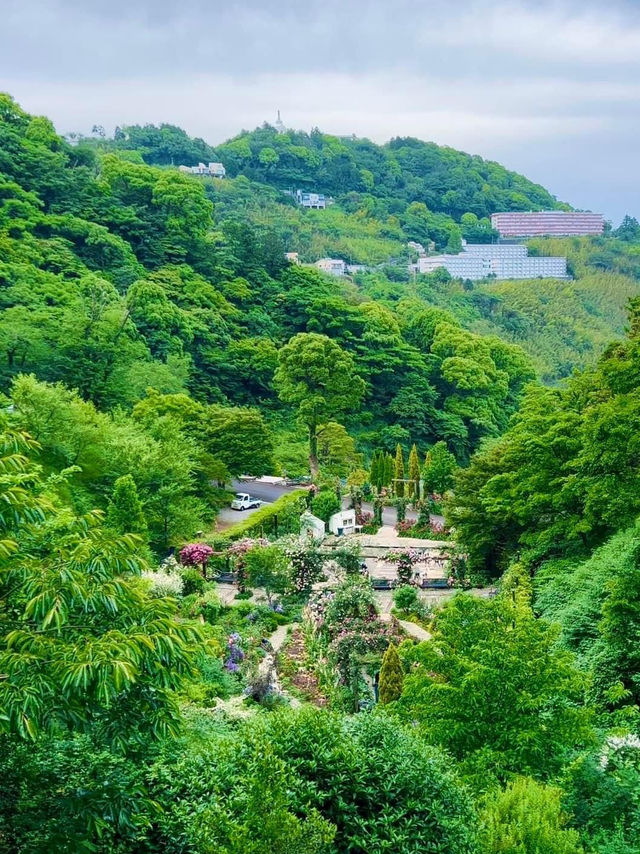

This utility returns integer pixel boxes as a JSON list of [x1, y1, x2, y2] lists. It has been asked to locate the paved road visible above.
[[218, 479, 439, 531], [216, 479, 304, 531]]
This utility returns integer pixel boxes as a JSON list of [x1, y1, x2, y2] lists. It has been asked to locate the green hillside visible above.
[[84, 121, 640, 384]]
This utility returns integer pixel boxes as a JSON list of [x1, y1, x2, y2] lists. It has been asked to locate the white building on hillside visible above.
[[315, 258, 346, 276], [296, 190, 327, 209], [418, 242, 568, 281], [418, 253, 490, 279]]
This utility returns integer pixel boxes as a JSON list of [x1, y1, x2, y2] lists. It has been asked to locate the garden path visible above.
[[267, 623, 302, 708], [397, 619, 431, 642]]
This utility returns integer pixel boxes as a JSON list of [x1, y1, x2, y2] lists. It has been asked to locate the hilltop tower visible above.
[[275, 110, 286, 134]]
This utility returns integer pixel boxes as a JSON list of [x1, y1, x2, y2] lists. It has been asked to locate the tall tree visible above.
[[394, 444, 405, 497], [274, 333, 365, 477], [423, 441, 457, 495], [408, 443, 421, 499], [106, 474, 147, 538], [370, 451, 380, 491]]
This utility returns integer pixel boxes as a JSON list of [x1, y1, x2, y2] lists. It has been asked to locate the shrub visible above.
[[149, 710, 478, 854], [379, 643, 404, 705], [201, 588, 223, 623], [311, 489, 341, 524], [325, 577, 377, 628], [480, 777, 582, 854], [393, 584, 418, 612], [142, 569, 184, 598], [181, 568, 206, 596]]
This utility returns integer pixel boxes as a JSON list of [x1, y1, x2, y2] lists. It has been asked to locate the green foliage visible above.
[[393, 584, 419, 612], [562, 738, 640, 852], [181, 567, 207, 596], [407, 443, 420, 498], [106, 473, 147, 537], [311, 489, 341, 524], [0, 427, 202, 745], [150, 709, 478, 854], [423, 441, 457, 494], [480, 777, 583, 854], [325, 576, 377, 627], [397, 593, 594, 784], [214, 123, 560, 222], [244, 544, 291, 600], [378, 642, 404, 705], [274, 333, 365, 474], [394, 443, 405, 496], [449, 300, 640, 577], [534, 521, 640, 714]]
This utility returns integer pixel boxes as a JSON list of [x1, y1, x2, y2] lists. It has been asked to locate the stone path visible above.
[[264, 623, 301, 708], [397, 619, 431, 641]]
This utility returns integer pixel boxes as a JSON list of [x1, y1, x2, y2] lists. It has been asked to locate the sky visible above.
[[2, 0, 640, 223]]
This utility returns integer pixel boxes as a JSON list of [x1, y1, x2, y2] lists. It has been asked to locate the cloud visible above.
[[1, 0, 639, 220]]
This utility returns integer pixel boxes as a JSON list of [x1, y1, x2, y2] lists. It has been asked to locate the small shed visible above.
[[329, 509, 357, 536], [300, 510, 325, 542]]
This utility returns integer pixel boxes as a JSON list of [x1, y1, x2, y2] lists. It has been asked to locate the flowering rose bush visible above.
[[385, 549, 421, 585], [180, 543, 214, 572], [277, 535, 324, 592]]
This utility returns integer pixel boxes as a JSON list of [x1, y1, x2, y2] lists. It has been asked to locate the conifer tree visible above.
[[370, 451, 380, 491], [384, 453, 394, 488], [408, 444, 420, 499], [106, 474, 147, 538], [394, 444, 405, 497], [379, 642, 404, 704]]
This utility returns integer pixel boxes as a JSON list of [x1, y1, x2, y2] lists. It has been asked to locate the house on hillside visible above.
[[295, 190, 327, 209], [177, 162, 226, 178], [315, 258, 346, 276]]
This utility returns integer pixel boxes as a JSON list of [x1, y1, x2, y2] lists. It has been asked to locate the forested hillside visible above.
[[0, 94, 539, 518], [84, 119, 640, 383], [4, 94, 640, 854]]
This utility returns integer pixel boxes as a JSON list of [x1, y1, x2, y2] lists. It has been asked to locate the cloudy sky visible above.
[[3, 0, 639, 222]]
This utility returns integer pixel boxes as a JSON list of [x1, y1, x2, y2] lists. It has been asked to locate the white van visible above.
[[231, 493, 261, 511]]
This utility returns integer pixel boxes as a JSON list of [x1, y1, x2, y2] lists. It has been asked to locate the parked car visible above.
[[231, 493, 261, 511]]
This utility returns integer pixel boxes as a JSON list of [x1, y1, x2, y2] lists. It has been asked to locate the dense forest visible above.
[[2, 94, 640, 853]]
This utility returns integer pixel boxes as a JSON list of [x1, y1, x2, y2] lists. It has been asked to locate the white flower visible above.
[[142, 570, 184, 598]]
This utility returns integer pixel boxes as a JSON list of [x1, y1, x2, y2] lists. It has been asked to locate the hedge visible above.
[[224, 491, 308, 540]]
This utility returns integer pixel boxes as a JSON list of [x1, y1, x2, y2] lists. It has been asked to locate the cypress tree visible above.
[[370, 450, 380, 491], [408, 444, 421, 499], [106, 474, 147, 538], [379, 642, 404, 704], [383, 453, 394, 487], [394, 444, 405, 497]]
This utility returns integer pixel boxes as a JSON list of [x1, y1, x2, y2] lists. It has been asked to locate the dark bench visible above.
[[419, 577, 449, 589], [371, 578, 397, 590], [214, 572, 237, 584]]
